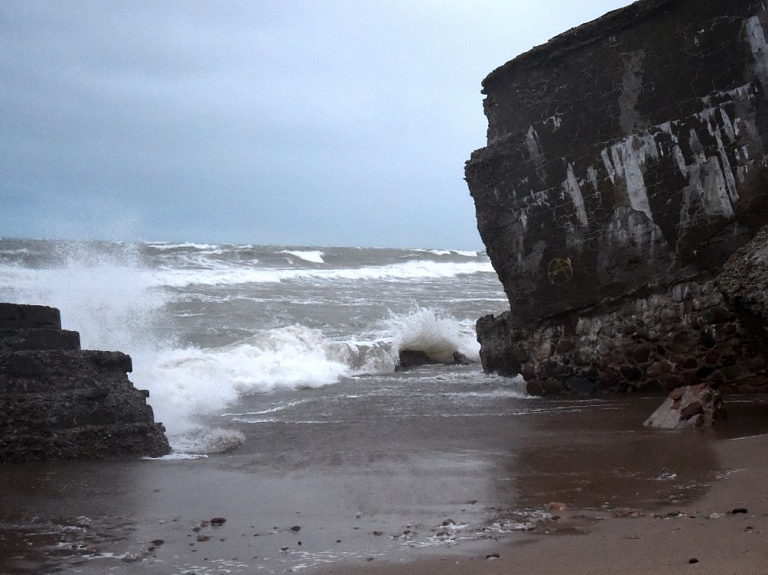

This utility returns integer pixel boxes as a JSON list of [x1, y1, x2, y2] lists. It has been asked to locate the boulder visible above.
[[644, 384, 726, 429]]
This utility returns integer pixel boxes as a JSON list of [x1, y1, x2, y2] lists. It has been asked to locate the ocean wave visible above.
[[144, 241, 224, 251], [414, 249, 479, 257], [152, 259, 495, 288], [0, 239, 503, 456], [279, 249, 325, 263]]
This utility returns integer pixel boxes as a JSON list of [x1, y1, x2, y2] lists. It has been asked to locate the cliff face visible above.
[[0, 303, 170, 460], [465, 0, 768, 395]]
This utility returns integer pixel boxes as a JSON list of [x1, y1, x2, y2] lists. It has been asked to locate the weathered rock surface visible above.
[[465, 0, 768, 397], [0, 303, 170, 461], [644, 384, 726, 428]]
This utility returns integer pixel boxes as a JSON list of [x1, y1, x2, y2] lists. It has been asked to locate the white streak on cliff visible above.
[[563, 163, 589, 228], [603, 135, 656, 221], [745, 15, 768, 94], [720, 109, 737, 141], [587, 166, 599, 192], [601, 149, 617, 184], [682, 158, 735, 220], [714, 127, 739, 205], [525, 126, 546, 181], [673, 145, 688, 176]]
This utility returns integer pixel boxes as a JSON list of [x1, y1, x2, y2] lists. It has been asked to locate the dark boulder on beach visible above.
[[396, 349, 476, 370], [465, 0, 768, 402], [0, 302, 170, 461], [644, 384, 726, 429]]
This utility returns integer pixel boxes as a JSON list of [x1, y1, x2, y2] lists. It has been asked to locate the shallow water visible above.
[[4, 380, 767, 574]]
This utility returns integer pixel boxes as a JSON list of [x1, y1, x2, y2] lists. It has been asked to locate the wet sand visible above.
[[2, 395, 768, 574], [320, 432, 768, 575]]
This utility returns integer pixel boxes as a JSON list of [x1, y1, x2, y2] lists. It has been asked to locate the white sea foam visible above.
[[280, 249, 325, 263], [385, 307, 481, 363], [415, 249, 479, 257], [152, 259, 494, 288]]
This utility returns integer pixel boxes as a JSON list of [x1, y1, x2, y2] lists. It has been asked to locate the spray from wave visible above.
[[0, 241, 489, 455], [385, 307, 481, 363]]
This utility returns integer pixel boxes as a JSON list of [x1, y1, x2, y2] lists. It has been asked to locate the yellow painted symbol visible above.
[[547, 258, 573, 285]]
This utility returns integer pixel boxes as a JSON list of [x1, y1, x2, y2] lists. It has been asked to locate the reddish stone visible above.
[[668, 331, 696, 354], [598, 368, 621, 389], [747, 375, 768, 388], [682, 371, 702, 386], [669, 387, 686, 401], [541, 378, 565, 395], [719, 352, 737, 366], [703, 349, 721, 365], [748, 357, 767, 372], [555, 338, 574, 353], [522, 363, 536, 380], [719, 322, 738, 336], [677, 357, 698, 370], [632, 344, 653, 364], [646, 360, 672, 378], [680, 401, 704, 420], [659, 374, 683, 392], [620, 365, 642, 381], [525, 379, 543, 396], [708, 371, 724, 386], [708, 306, 732, 324], [722, 365, 741, 381]]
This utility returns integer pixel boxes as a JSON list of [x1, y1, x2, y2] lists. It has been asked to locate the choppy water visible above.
[[0, 238, 517, 453]]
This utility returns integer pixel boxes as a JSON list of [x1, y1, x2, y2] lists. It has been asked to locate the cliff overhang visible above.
[[465, 0, 768, 396]]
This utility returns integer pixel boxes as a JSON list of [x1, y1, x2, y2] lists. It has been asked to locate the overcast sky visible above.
[[1, 0, 633, 249]]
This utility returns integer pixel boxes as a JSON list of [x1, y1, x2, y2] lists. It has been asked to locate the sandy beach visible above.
[[2, 393, 768, 574], [321, 431, 768, 575]]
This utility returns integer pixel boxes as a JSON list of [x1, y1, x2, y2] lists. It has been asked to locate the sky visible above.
[[1, 0, 634, 249]]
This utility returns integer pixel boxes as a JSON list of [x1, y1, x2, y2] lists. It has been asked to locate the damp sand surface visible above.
[[2, 394, 768, 575]]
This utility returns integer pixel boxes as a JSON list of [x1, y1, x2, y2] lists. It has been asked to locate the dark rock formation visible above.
[[465, 0, 768, 396], [396, 349, 476, 370], [0, 303, 170, 461]]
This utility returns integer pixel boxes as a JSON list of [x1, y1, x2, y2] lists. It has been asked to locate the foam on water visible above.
[[153, 258, 494, 288], [0, 240, 498, 454]]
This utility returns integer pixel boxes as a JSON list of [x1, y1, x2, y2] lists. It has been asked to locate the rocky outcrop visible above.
[[465, 0, 768, 396], [0, 303, 170, 460], [644, 384, 726, 429]]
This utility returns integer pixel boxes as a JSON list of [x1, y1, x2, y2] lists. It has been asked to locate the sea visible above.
[[0, 238, 514, 455], [1, 238, 758, 573]]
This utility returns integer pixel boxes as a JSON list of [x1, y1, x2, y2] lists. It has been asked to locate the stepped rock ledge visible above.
[[0, 302, 170, 461], [465, 0, 768, 398]]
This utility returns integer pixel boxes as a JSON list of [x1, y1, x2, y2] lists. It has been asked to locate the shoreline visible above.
[[1, 394, 767, 574]]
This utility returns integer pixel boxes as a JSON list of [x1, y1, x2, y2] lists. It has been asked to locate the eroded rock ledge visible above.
[[0, 303, 170, 460], [465, 0, 768, 395]]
